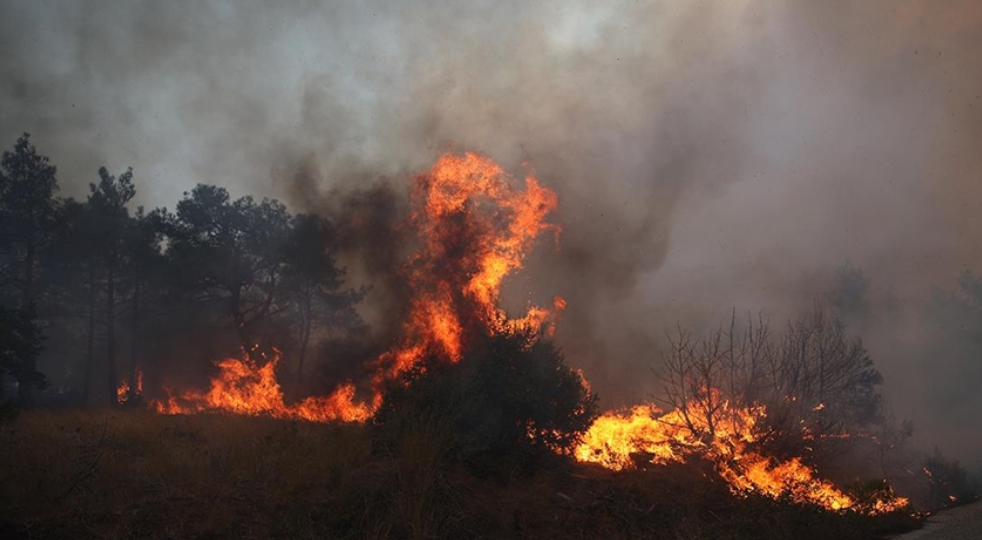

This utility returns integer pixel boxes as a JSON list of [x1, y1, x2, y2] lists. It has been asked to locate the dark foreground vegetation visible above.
[[0, 409, 921, 540]]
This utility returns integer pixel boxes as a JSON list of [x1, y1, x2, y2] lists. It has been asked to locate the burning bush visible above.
[[657, 305, 884, 463], [374, 326, 598, 475], [572, 305, 912, 515]]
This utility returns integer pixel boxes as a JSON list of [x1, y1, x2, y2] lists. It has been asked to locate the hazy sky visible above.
[[2, 0, 981, 462]]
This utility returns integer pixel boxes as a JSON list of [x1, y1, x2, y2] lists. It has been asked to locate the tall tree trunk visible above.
[[16, 244, 36, 406], [83, 270, 96, 406], [106, 260, 117, 406], [129, 279, 140, 398]]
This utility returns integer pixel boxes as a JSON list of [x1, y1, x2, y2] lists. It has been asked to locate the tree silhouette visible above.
[[42, 198, 102, 404], [281, 213, 364, 385], [659, 305, 884, 459], [85, 167, 137, 405], [0, 305, 47, 409], [121, 207, 166, 403], [167, 185, 293, 350], [0, 134, 62, 404]]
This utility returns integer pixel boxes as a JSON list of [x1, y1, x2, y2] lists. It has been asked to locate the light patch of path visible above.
[[890, 501, 982, 540]]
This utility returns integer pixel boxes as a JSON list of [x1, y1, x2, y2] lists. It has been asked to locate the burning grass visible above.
[[575, 399, 909, 515], [0, 409, 920, 540]]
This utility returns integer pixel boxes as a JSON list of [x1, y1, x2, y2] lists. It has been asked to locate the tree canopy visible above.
[[0, 134, 363, 409]]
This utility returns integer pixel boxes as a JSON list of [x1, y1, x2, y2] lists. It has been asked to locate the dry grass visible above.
[[0, 409, 920, 540], [1, 409, 373, 539]]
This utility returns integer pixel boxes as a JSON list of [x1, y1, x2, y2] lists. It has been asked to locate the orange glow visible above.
[[574, 393, 909, 514]]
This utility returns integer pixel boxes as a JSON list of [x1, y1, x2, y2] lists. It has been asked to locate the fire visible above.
[[116, 380, 128, 404], [574, 394, 909, 514], [141, 151, 910, 517], [152, 349, 376, 423], [375, 152, 563, 379], [151, 152, 563, 422], [116, 369, 143, 405]]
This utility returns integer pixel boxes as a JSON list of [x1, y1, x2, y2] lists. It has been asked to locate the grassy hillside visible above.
[[0, 410, 919, 539]]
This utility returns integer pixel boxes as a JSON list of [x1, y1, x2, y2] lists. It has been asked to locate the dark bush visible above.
[[374, 326, 598, 476]]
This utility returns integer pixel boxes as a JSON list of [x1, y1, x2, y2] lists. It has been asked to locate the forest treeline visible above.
[[0, 133, 364, 408]]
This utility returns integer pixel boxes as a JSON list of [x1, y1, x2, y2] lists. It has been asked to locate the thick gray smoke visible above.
[[2, 0, 980, 463]]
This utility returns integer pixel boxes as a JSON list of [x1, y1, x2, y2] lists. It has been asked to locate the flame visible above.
[[150, 152, 562, 422], [116, 369, 144, 405], [116, 380, 128, 404], [574, 393, 908, 514], [151, 349, 377, 423], [374, 152, 562, 379]]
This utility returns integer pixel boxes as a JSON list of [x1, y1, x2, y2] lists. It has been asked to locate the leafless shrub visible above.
[[658, 304, 883, 459]]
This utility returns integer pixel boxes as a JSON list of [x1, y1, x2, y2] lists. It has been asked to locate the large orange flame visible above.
[[151, 152, 563, 422], [374, 152, 563, 379]]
